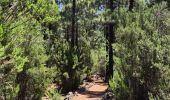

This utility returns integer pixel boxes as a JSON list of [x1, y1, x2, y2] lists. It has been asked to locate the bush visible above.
[[26, 67, 57, 99], [109, 69, 129, 100]]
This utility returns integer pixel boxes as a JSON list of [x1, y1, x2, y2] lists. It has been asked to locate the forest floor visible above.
[[72, 76, 108, 100], [42, 75, 108, 100]]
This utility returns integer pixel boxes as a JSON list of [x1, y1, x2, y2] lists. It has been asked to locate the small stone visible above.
[[78, 86, 86, 92], [68, 92, 73, 95], [74, 92, 78, 96], [64, 92, 74, 100], [102, 92, 115, 100]]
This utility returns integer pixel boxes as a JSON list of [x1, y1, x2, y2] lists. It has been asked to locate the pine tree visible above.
[[109, 0, 170, 99], [0, 0, 60, 99], [105, 0, 116, 82]]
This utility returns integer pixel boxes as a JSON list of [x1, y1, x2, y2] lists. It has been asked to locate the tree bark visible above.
[[105, 0, 115, 82], [71, 0, 76, 47], [63, 0, 77, 93], [16, 71, 27, 100], [129, 0, 134, 11], [75, 23, 78, 47]]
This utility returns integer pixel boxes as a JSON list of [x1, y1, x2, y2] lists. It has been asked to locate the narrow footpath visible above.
[[72, 78, 108, 100]]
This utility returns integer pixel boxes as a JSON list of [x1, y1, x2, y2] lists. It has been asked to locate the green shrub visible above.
[[26, 67, 57, 99], [45, 86, 63, 100], [109, 70, 129, 100]]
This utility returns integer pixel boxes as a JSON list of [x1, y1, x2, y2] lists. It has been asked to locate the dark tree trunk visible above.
[[137, 84, 149, 100], [66, 26, 69, 42], [71, 0, 76, 47], [129, 0, 134, 11], [68, 0, 76, 79], [16, 71, 27, 100], [63, 0, 77, 93], [75, 23, 78, 47], [105, 0, 115, 82]]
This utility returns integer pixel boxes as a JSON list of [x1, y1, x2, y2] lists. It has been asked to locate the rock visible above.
[[86, 82, 95, 89], [78, 86, 86, 92], [64, 92, 74, 100], [106, 88, 114, 92], [102, 92, 115, 100], [74, 92, 78, 96]]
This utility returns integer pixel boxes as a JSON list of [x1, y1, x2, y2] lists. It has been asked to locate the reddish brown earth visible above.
[[72, 79, 108, 100], [42, 75, 108, 100]]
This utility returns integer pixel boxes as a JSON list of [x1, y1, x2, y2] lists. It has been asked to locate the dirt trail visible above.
[[72, 79, 108, 100]]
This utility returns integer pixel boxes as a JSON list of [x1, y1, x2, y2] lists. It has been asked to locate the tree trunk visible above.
[[129, 0, 134, 11], [71, 0, 76, 47], [63, 0, 77, 93], [16, 71, 27, 100], [75, 23, 78, 47], [137, 84, 149, 100], [105, 0, 115, 82]]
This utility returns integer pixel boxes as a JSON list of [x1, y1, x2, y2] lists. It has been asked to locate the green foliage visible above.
[[47, 0, 106, 93], [0, 25, 3, 38], [0, 0, 169, 100], [109, 70, 129, 100], [12, 48, 28, 72], [26, 67, 57, 99], [110, 1, 170, 99], [0, 24, 4, 56], [46, 88, 63, 100], [90, 48, 106, 76], [0, 0, 61, 99], [28, 0, 60, 23]]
